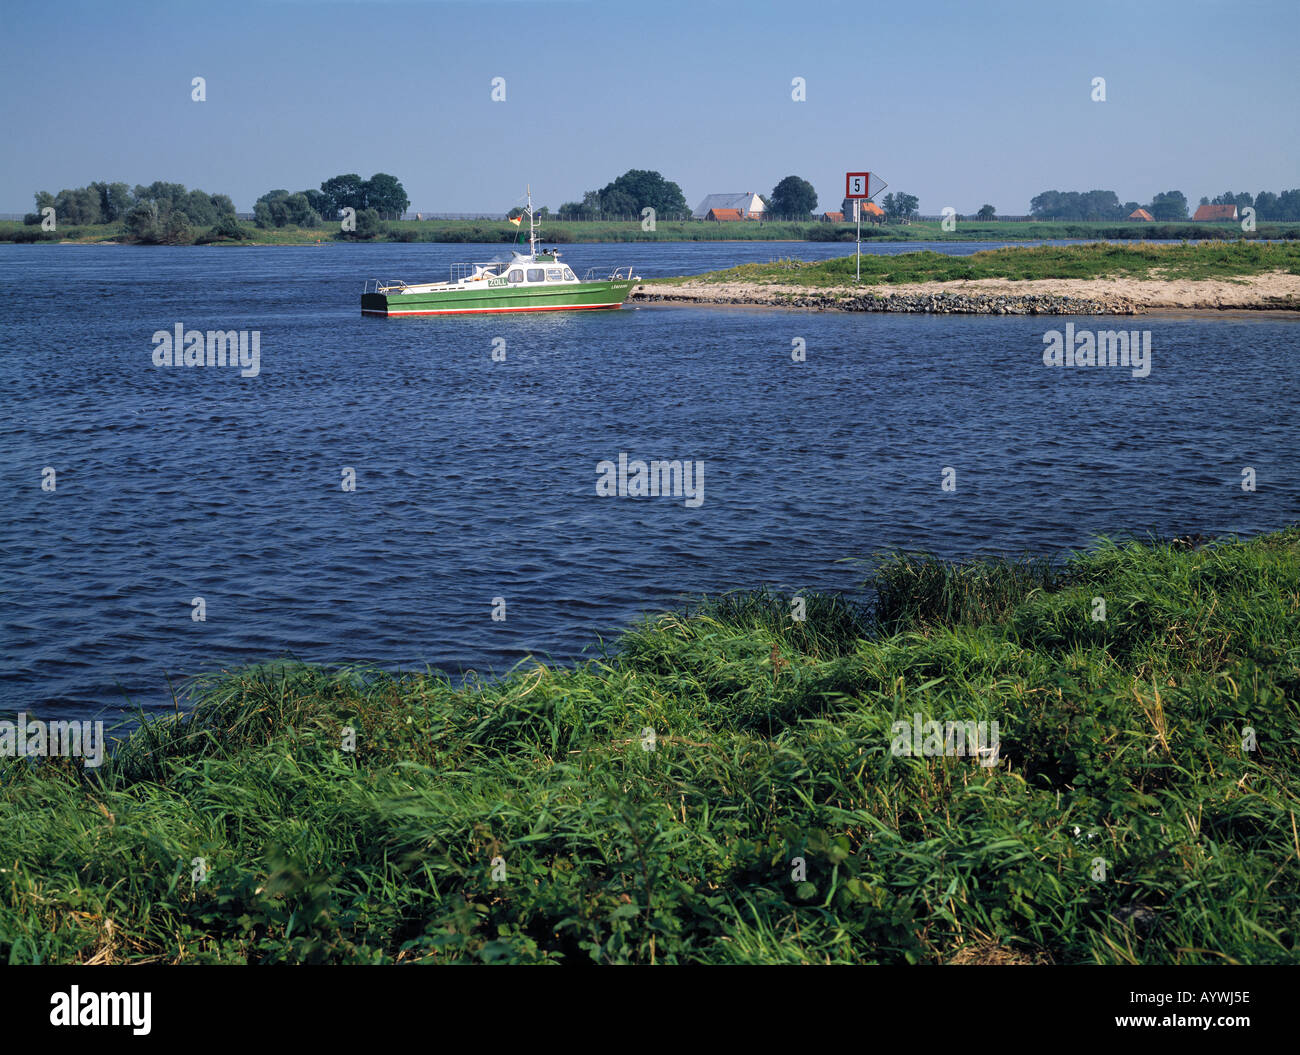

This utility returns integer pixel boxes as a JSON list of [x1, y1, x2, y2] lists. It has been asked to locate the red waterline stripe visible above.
[[363, 302, 625, 317]]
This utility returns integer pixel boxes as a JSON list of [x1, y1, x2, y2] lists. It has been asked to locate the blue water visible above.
[[2, 243, 1297, 722]]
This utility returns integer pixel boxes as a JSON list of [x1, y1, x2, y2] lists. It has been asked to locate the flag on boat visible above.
[[508, 215, 522, 226]]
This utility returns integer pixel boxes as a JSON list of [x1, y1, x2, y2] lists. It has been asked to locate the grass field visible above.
[[3, 528, 1297, 964], [652, 240, 1300, 287], [4, 217, 1300, 246]]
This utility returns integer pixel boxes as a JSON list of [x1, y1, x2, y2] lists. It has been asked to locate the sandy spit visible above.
[[630, 272, 1300, 314]]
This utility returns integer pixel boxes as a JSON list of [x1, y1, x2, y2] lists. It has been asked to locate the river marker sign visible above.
[[845, 171, 888, 282]]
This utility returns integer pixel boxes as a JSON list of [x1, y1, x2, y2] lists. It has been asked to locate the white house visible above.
[[692, 192, 766, 220]]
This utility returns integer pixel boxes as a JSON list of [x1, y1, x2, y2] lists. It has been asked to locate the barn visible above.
[[1193, 204, 1238, 221], [693, 193, 766, 220]]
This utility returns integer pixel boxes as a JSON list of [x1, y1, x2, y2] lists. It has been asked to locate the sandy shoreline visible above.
[[630, 272, 1300, 314]]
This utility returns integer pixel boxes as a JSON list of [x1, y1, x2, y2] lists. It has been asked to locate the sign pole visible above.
[[846, 170, 886, 288]]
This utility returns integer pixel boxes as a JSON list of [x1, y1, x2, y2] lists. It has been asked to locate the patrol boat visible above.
[[360, 189, 639, 316]]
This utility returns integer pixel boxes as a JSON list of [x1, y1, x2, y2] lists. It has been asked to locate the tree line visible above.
[[1031, 188, 1300, 221], [26, 181, 242, 241], [1199, 189, 1300, 219], [253, 173, 410, 229], [24, 172, 412, 242]]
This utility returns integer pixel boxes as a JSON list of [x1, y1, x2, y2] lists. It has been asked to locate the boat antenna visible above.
[[527, 185, 538, 257]]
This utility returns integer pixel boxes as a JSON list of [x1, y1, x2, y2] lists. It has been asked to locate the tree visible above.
[[90, 181, 131, 222], [1147, 190, 1188, 221], [600, 188, 638, 216], [1029, 189, 1126, 220], [125, 200, 161, 242], [597, 169, 688, 219], [184, 189, 218, 226], [883, 192, 918, 220], [207, 214, 249, 241], [135, 182, 189, 213], [320, 173, 367, 216], [210, 194, 237, 218], [348, 208, 385, 240], [283, 192, 320, 227], [1253, 191, 1279, 218], [1277, 189, 1300, 220], [976, 204, 996, 220], [768, 175, 818, 218], [365, 173, 409, 218], [254, 190, 291, 227], [302, 189, 330, 220], [47, 187, 101, 225]]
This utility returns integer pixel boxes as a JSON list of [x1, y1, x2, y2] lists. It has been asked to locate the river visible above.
[[2, 242, 1297, 721]]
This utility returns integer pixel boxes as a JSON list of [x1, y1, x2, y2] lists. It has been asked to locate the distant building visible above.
[[842, 199, 885, 223], [1193, 204, 1238, 221], [821, 211, 844, 222], [1128, 208, 1154, 222], [705, 208, 743, 222], [693, 193, 766, 220]]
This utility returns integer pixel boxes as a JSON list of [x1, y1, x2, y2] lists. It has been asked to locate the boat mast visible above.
[[527, 185, 538, 257]]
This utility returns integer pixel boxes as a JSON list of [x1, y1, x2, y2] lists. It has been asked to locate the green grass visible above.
[[6, 218, 1299, 246], [2, 528, 1298, 964], [654, 240, 1300, 287]]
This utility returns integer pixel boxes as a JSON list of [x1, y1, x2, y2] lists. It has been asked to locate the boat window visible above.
[[527, 269, 545, 282], [546, 269, 563, 282], [563, 268, 576, 281], [508, 270, 523, 283]]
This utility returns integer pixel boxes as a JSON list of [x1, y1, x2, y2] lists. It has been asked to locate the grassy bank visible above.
[[653, 240, 1300, 287], [5, 218, 1300, 246], [3, 528, 1298, 964]]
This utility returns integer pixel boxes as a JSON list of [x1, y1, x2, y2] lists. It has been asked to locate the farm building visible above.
[[821, 211, 844, 222], [693, 193, 766, 220], [1193, 204, 1238, 221], [841, 199, 885, 222], [704, 208, 743, 222], [1128, 208, 1154, 221]]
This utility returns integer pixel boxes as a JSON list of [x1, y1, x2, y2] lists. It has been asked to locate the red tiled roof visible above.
[[822, 212, 844, 222], [1128, 208, 1153, 221], [706, 208, 743, 221], [1193, 204, 1237, 221], [862, 202, 885, 216]]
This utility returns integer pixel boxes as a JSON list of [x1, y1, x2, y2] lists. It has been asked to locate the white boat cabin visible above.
[[467, 252, 581, 287]]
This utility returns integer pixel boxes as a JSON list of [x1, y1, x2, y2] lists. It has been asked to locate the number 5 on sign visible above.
[[845, 171, 886, 200]]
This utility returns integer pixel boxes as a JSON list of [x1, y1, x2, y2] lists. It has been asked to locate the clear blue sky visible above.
[[2, 0, 1297, 214]]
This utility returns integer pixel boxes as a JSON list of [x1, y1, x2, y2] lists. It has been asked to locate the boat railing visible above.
[[450, 262, 506, 283], [364, 278, 409, 294], [583, 266, 639, 282]]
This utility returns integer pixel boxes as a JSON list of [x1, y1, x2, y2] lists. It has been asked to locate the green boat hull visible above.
[[362, 279, 636, 316]]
